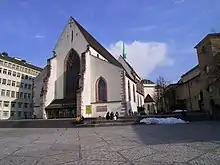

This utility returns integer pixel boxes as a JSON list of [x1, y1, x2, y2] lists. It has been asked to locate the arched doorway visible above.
[[63, 49, 80, 117]]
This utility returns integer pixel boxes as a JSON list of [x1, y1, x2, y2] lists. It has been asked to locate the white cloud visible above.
[[34, 35, 46, 39], [107, 41, 174, 78]]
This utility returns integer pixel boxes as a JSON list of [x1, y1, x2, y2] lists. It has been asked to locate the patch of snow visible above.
[[173, 109, 187, 113], [140, 117, 187, 125]]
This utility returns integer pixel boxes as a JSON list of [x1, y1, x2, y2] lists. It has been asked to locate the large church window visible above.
[[96, 77, 107, 102], [128, 80, 131, 101]]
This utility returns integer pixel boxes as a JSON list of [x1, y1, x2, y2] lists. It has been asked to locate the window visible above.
[[96, 77, 107, 102], [8, 70, 11, 75], [20, 92, 23, 99], [28, 84, 32, 90], [25, 75, 28, 79], [22, 74, 25, 79], [3, 111, 9, 117], [13, 71, 16, 76], [8, 63, 12, 67], [3, 101, 9, 107], [24, 103, 28, 108], [133, 85, 136, 102], [3, 69, 7, 74], [28, 93, 31, 99], [71, 30, 73, 41], [1, 89, 6, 96], [7, 80, 11, 86], [24, 84, 28, 89], [0, 68, 2, 73], [18, 111, 21, 117], [28, 69, 31, 73], [11, 91, 15, 98], [18, 102, 22, 108], [12, 81, 15, 86], [16, 82, 20, 87], [11, 111, 15, 116], [0, 100, 2, 107], [4, 62, 7, 66], [25, 68, 27, 72], [16, 65, 19, 70], [29, 76, 32, 80], [2, 79, 6, 84], [97, 54, 99, 58], [29, 103, 33, 108], [24, 93, 27, 99], [21, 83, 24, 88], [17, 73, 20, 78], [11, 102, 16, 107], [6, 90, 10, 97], [0, 60, 3, 65], [12, 64, 16, 69], [16, 92, 19, 98], [128, 80, 131, 101], [0, 78, 1, 84]]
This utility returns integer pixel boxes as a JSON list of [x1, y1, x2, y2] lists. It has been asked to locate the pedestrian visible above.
[[115, 112, 119, 120], [110, 112, 114, 120], [106, 112, 110, 120]]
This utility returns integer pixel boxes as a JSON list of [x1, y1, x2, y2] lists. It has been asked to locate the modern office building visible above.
[[0, 53, 42, 120]]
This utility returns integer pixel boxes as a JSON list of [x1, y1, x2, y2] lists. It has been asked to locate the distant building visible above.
[[0, 53, 42, 120], [33, 17, 144, 119], [165, 33, 220, 118], [142, 79, 156, 114]]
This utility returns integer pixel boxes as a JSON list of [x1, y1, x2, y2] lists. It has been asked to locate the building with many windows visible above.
[[0, 53, 42, 119]]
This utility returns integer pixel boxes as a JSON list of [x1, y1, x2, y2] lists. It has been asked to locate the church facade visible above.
[[33, 17, 144, 119]]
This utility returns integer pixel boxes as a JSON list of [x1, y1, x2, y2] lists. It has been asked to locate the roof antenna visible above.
[[122, 41, 126, 59]]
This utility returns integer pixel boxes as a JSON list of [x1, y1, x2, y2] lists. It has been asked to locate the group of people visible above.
[[105, 111, 119, 120]]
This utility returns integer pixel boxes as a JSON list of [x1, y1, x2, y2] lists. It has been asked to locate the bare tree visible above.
[[153, 76, 170, 113]]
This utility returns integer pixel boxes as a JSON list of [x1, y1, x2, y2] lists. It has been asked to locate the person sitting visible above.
[[106, 112, 110, 120], [110, 112, 114, 120], [115, 112, 119, 120]]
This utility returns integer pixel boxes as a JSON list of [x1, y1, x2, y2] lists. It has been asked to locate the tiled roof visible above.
[[141, 79, 155, 84], [72, 17, 122, 68]]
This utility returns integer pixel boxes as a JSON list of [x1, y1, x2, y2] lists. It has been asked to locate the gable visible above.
[[71, 17, 122, 68]]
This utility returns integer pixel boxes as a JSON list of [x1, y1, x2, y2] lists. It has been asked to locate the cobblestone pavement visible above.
[[0, 122, 220, 165]]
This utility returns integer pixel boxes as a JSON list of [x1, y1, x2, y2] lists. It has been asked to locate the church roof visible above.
[[144, 94, 154, 103], [71, 17, 123, 68], [141, 79, 155, 84]]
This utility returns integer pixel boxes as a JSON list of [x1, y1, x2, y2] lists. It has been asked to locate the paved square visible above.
[[0, 122, 220, 164]]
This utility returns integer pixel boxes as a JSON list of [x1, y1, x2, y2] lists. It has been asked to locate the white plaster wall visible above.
[[143, 84, 156, 98], [90, 55, 123, 103], [91, 102, 121, 117], [125, 76, 138, 112], [45, 58, 57, 107], [53, 18, 88, 99], [81, 51, 91, 117], [89, 47, 108, 62], [33, 66, 48, 118]]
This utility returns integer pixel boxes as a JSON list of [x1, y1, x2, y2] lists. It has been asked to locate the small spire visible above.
[[122, 41, 126, 59]]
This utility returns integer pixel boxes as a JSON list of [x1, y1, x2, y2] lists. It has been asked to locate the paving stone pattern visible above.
[[0, 122, 220, 164]]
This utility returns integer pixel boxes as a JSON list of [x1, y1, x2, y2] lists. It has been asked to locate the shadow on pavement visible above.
[[132, 122, 220, 145]]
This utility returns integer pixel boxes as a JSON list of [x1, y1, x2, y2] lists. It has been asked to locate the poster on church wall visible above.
[[86, 105, 92, 114]]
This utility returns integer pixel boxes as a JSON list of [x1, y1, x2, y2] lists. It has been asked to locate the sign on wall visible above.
[[86, 105, 92, 114], [96, 106, 107, 112]]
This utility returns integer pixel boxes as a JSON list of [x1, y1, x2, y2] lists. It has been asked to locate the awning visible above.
[[45, 99, 76, 110]]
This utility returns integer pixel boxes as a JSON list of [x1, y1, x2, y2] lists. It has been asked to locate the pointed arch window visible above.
[[133, 84, 136, 102], [96, 77, 107, 102], [128, 80, 131, 101]]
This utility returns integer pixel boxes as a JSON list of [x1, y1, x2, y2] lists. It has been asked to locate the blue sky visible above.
[[0, 0, 220, 82]]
